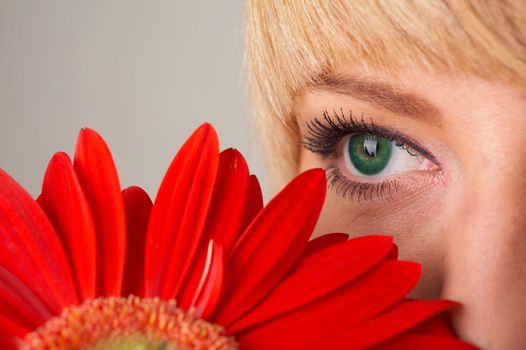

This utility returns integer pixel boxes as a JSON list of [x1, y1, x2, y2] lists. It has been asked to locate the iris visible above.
[[347, 134, 392, 175]]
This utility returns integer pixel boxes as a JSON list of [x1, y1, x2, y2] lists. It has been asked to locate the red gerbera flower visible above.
[[0, 124, 475, 349]]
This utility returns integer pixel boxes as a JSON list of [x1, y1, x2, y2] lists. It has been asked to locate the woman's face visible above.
[[294, 67, 526, 348]]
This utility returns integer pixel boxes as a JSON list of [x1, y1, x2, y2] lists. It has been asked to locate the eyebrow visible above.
[[313, 73, 442, 126]]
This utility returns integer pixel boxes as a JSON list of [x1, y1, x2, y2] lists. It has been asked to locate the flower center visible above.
[[22, 296, 238, 350]]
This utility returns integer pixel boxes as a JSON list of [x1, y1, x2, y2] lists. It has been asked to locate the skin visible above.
[[294, 68, 526, 349]]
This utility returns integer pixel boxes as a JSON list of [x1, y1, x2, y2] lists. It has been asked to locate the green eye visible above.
[[347, 133, 392, 175]]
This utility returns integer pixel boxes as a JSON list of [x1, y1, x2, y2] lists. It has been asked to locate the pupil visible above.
[[348, 133, 392, 175]]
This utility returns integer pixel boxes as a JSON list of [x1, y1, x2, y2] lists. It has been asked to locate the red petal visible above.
[[179, 149, 249, 309], [0, 301, 33, 336], [0, 312, 29, 338], [0, 333, 18, 350], [40, 152, 97, 301], [121, 186, 152, 297], [208, 149, 250, 255], [238, 174, 263, 237], [74, 128, 126, 296], [236, 261, 421, 349], [192, 241, 223, 319], [0, 266, 51, 328], [228, 235, 393, 333], [213, 169, 326, 326], [409, 315, 455, 336], [0, 170, 77, 313], [299, 232, 349, 260], [372, 333, 478, 350], [144, 123, 219, 299], [386, 243, 399, 259], [314, 299, 457, 349]]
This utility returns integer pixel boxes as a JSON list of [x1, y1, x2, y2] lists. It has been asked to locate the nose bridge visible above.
[[441, 147, 526, 348]]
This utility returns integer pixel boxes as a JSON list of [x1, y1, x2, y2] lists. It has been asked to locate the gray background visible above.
[[0, 1, 267, 198]]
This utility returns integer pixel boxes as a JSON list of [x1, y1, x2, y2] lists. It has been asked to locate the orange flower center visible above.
[[22, 296, 238, 350]]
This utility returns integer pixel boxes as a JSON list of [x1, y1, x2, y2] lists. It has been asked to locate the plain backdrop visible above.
[[0, 1, 267, 198]]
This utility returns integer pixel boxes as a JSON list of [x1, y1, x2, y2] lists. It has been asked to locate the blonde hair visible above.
[[245, 0, 526, 192]]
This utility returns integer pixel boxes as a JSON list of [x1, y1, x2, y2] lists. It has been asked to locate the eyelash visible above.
[[325, 165, 401, 202], [302, 108, 439, 202]]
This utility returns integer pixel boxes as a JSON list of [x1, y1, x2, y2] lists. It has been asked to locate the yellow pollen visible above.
[[22, 296, 238, 350]]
